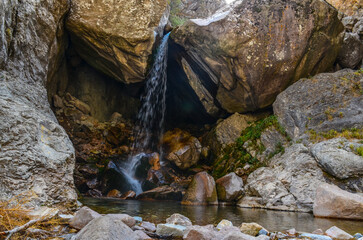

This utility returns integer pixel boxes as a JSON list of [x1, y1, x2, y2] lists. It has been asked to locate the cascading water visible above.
[[118, 33, 170, 195]]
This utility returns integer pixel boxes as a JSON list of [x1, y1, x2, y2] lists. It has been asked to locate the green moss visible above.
[[169, 0, 188, 27], [307, 128, 363, 142], [357, 146, 363, 157], [212, 115, 289, 179]]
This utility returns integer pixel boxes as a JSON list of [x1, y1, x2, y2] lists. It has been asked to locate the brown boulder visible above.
[[66, 0, 169, 84], [182, 172, 218, 205], [107, 189, 122, 198], [161, 129, 202, 170], [172, 0, 343, 115], [216, 172, 244, 202], [313, 183, 363, 220]]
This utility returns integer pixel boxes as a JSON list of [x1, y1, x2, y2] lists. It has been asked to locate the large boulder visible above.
[[239, 144, 325, 212], [74, 214, 137, 240], [204, 113, 268, 157], [216, 172, 244, 202], [0, 0, 77, 206], [66, 0, 169, 84], [313, 183, 363, 220], [171, 0, 344, 115], [311, 138, 363, 180], [273, 69, 363, 139], [161, 129, 202, 170], [182, 171, 218, 205]]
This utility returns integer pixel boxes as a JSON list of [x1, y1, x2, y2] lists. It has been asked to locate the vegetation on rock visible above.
[[212, 116, 290, 179]]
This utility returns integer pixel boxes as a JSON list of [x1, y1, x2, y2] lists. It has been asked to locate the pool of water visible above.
[[81, 198, 363, 234]]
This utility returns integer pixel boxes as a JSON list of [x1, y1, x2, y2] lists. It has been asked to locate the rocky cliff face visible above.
[[172, 0, 344, 116], [0, 0, 77, 206], [66, 0, 170, 84]]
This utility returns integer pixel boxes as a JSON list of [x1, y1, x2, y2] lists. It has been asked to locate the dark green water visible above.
[[81, 198, 363, 234]]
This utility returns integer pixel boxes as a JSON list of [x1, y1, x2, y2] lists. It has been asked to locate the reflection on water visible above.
[[81, 198, 363, 234]]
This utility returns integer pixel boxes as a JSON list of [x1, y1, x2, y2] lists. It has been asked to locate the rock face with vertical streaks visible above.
[[171, 0, 344, 116], [0, 0, 77, 206]]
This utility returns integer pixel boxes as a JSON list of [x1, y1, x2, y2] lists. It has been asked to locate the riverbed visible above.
[[82, 198, 363, 234]]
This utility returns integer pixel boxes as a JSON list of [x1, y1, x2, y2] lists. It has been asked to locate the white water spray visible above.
[[119, 33, 170, 195]]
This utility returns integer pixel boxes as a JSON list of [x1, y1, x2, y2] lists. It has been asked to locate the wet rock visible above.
[[325, 226, 353, 240], [240, 144, 325, 212], [204, 113, 268, 156], [273, 69, 363, 139], [172, 0, 343, 115], [313, 183, 363, 220], [69, 206, 102, 230], [74, 214, 136, 240], [107, 189, 122, 198], [311, 138, 363, 179], [121, 190, 136, 200], [216, 172, 244, 202], [87, 189, 103, 198], [182, 172, 218, 205], [136, 186, 183, 201], [66, 0, 169, 84], [161, 129, 202, 170], [300, 233, 333, 240], [156, 223, 187, 237], [166, 213, 192, 226], [258, 229, 269, 236], [239, 223, 266, 237], [140, 221, 156, 232], [216, 220, 233, 230]]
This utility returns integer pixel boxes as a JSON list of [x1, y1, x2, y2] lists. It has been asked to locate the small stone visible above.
[[166, 213, 192, 226], [133, 216, 143, 223], [239, 222, 266, 236], [121, 190, 136, 199], [69, 206, 101, 230], [108, 214, 136, 228], [312, 229, 324, 235], [300, 233, 333, 240], [325, 226, 353, 240], [216, 219, 233, 230], [256, 235, 270, 240], [287, 228, 297, 235], [258, 229, 269, 236], [156, 224, 187, 237], [140, 221, 156, 232], [107, 189, 121, 198]]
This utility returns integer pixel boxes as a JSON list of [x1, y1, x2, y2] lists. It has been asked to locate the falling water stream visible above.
[[118, 33, 170, 195]]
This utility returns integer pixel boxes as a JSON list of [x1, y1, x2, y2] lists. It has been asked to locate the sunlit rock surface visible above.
[[172, 0, 344, 115], [66, 0, 170, 84]]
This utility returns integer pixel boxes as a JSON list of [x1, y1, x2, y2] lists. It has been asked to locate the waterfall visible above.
[[119, 33, 170, 195]]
